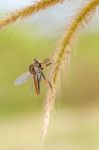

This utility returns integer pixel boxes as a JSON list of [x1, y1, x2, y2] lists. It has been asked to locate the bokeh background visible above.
[[0, 0, 99, 150]]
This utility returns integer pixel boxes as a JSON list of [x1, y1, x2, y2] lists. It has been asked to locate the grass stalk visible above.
[[43, 0, 99, 140], [0, 0, 64, 29]]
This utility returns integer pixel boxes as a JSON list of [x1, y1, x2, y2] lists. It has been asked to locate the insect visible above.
[[14, 58, 52, 95]]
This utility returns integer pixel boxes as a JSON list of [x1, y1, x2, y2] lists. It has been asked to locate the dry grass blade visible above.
[[43, 0, 99, 141], [0, 0, 64, 29]]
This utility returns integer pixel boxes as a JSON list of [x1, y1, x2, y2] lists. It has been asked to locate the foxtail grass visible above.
[[0, 0, 64, 29], [42, 0, 99, 141]]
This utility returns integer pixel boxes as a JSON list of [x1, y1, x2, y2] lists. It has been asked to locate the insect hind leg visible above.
[[41, 72, 52, 89]]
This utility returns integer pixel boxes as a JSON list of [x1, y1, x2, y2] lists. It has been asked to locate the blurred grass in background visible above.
[[0, 23, 99, 150]]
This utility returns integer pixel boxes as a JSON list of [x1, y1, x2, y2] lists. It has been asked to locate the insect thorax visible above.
[[29, 62, 42, 75]]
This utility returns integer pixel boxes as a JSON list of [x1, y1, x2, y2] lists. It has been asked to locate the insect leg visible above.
[[41, 72, 52, 89], [41, 58, 52, 69], [45, 62, 52, 67], [42, 58, 50, 64]]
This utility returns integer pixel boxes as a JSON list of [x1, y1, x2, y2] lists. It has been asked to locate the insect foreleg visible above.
[[41, 58, 51, 69], [42, 58, 50, 64]]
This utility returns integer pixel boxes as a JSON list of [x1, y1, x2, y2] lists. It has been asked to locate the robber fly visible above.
[[14, 58, 52, 95]]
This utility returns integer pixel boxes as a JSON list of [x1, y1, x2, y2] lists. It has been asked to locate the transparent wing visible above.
[[14, 71, 31, 86]]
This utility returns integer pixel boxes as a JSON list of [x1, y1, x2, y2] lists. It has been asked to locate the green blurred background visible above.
[[0, 1, 99, 150]]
